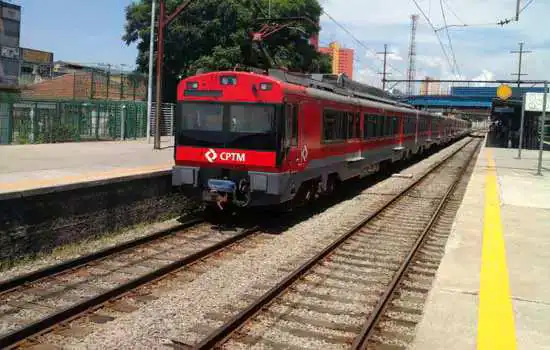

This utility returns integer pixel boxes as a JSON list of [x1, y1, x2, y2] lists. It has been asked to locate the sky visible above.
[[18, 0, 137, 69], [15, 0, 550, 91], [318, 0, 550, 90]]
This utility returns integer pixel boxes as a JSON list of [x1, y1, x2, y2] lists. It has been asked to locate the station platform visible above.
[[0, 137, 175, 197], [411, 145, 550, 349]]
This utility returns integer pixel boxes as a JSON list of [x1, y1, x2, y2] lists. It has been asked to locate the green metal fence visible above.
[[0, 97, 147, 144]]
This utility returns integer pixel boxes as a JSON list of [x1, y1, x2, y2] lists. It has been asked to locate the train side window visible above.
[[346, 112, 354, 139], [291, 104, 298, 146], [323, 109, 346, 142], [392, 116, 399, 135], [368, 115, 378, 137], [383, 116, 391, 136], [355, 113, 361, 139], [376, 115, 384, 136]]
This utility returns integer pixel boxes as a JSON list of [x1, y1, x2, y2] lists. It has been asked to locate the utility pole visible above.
[[154, 0, 194, 150], [147, 0, 156, 144], [510, 42, 532, 88], [377, 44, 393, 91], [515, 0, 521, 21]]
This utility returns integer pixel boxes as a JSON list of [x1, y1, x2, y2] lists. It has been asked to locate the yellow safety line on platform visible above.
[[477, 149, 516, 350], [0, 163, 173, 193]]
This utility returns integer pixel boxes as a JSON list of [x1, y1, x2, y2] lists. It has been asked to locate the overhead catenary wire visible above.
[[440, 0, 461, 76], [520, 0, 535, 14], [443, 0, 465, 25], [410, 0, 456, 76], [321, 9, 406, 77], [438, 0, 536, 31]]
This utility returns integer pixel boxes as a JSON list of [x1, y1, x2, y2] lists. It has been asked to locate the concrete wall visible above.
[[0, 173, 192, 262]]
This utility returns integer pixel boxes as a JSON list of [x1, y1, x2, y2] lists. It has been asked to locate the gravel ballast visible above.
[[30, 139, 471, 349]]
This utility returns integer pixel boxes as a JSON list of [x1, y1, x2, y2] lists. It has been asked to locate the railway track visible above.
[[0, 218, 263, 349], [178, 138, 481, 350]]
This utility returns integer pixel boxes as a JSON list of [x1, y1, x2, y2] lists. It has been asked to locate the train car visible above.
[[172, 69, 471, 210]]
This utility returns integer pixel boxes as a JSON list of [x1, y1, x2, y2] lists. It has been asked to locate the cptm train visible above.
[[172, 69, 471, 210]]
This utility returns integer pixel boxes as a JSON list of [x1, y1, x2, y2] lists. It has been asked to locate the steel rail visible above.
[[351, 138, 481, 349], [0, 218, 204, 295], [0, 225, 261, 349], [187, 137, 475, 350]]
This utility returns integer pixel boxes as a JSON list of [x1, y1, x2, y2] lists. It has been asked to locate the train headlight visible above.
[[259, 83, 272, 91], [186, 81, 199, 89]]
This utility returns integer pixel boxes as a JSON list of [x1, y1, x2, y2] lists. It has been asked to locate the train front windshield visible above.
[[176, 102, 280, 151]]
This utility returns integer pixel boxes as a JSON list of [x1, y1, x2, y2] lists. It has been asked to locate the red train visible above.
[[172, 69, 471, 210]]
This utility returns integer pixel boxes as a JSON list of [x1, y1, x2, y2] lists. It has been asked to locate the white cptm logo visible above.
[[205, 148, 246, 163]]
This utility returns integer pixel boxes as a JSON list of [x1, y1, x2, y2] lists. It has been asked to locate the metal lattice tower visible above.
[[407, 14, 419, 96]]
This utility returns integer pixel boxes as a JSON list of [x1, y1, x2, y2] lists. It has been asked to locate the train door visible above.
[[295, 102, 308, 171], [415, 110, 419, 144], [398, 113, 404, 147], [284, 102, 306, 173]]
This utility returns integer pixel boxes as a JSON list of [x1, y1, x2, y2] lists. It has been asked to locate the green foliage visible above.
[[123, 0, 332, 101]]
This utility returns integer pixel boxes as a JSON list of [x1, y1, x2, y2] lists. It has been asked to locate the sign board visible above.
[[494, 106, 514, 113], [2, 7, 21, 21], [21, 48, 53, 64], [525, 92, 550, 112], [0, 46, 19, 59], [496, 84, 512, 100]]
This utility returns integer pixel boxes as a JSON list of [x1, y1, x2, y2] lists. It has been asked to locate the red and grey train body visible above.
[[172, 70, 471, 209]]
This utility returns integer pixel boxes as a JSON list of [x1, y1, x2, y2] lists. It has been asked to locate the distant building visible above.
[[319, 41, 354, 79], [419, 77, 442, 95], [23, 60, 147, 101], [309, 34, 319, 50], [19, 47, 54, 84], [0, 0, 21, 88]]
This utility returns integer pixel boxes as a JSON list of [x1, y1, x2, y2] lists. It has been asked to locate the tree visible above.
[[123, 0, 331, 101]]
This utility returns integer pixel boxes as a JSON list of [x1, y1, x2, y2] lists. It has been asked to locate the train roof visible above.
[[180, 69, 461, 120], [265, 69, 436, 116]]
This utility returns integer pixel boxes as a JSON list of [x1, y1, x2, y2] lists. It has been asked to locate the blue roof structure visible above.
[[406, 86, 544, 109], [406, 95, 492, 108], [451, 86, 545, 97]]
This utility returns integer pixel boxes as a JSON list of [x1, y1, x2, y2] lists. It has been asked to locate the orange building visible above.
[[319, 42, 354, 79]]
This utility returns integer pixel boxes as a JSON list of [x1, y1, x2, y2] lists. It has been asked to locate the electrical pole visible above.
[[407, 15, 419, 96], [377, 44, 393, 91], [510, 42, 532, 88], [154, 0, 194, 150], [515, 0, 521, 21], [147, 0, 156, 144]]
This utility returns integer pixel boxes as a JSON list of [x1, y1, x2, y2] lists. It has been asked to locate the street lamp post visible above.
[[146, 0, 156, 144], [153, 0, 194, 150]]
